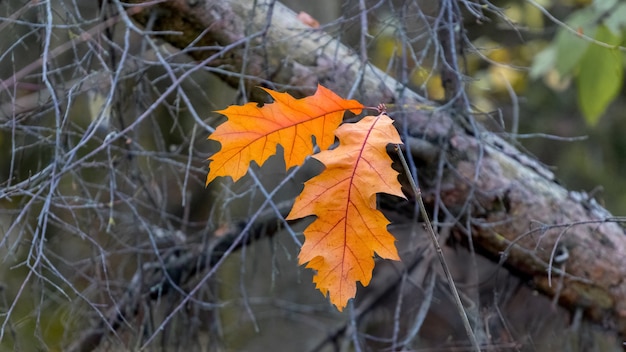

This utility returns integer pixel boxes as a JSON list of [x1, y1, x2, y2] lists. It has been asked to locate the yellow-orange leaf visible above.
[[206, 85, 364, 184], [286, 114, 405, 311]]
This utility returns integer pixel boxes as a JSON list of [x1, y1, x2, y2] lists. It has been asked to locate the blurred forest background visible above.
[[0, 0, 625, 351]]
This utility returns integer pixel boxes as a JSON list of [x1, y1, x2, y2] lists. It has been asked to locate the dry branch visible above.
[[68, 202, 291, 352], [123, 0, 626, 336]]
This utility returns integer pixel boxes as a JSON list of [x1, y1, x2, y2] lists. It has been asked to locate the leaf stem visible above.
[[395, 145, 481, 352]]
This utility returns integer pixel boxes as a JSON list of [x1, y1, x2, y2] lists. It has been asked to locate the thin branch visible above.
[[395, 145, 481, 352]]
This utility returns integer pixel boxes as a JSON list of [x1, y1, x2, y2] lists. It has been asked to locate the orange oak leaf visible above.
[[286, 114, 405, 311], [206, 85, 364, 184]]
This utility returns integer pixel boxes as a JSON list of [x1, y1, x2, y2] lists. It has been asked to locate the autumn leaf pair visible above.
[[206, 85, 405, 311]]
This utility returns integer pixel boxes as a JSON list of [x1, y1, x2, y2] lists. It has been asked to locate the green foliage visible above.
[[554, 9, 596, 75], [530, 2, 626, 125], [576, 25, 623, 125], [604, 2, 626, 33]]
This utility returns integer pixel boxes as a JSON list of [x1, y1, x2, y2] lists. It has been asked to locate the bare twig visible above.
[[395, 145, 481, 352]]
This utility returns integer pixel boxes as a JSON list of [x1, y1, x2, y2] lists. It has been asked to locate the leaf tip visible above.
[[205, 173, 214, 187], [333, 301, 347, 312], [205, 168, 222, 187]]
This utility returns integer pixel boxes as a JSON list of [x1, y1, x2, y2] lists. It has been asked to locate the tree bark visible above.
[[124, 0, 626, 336]]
